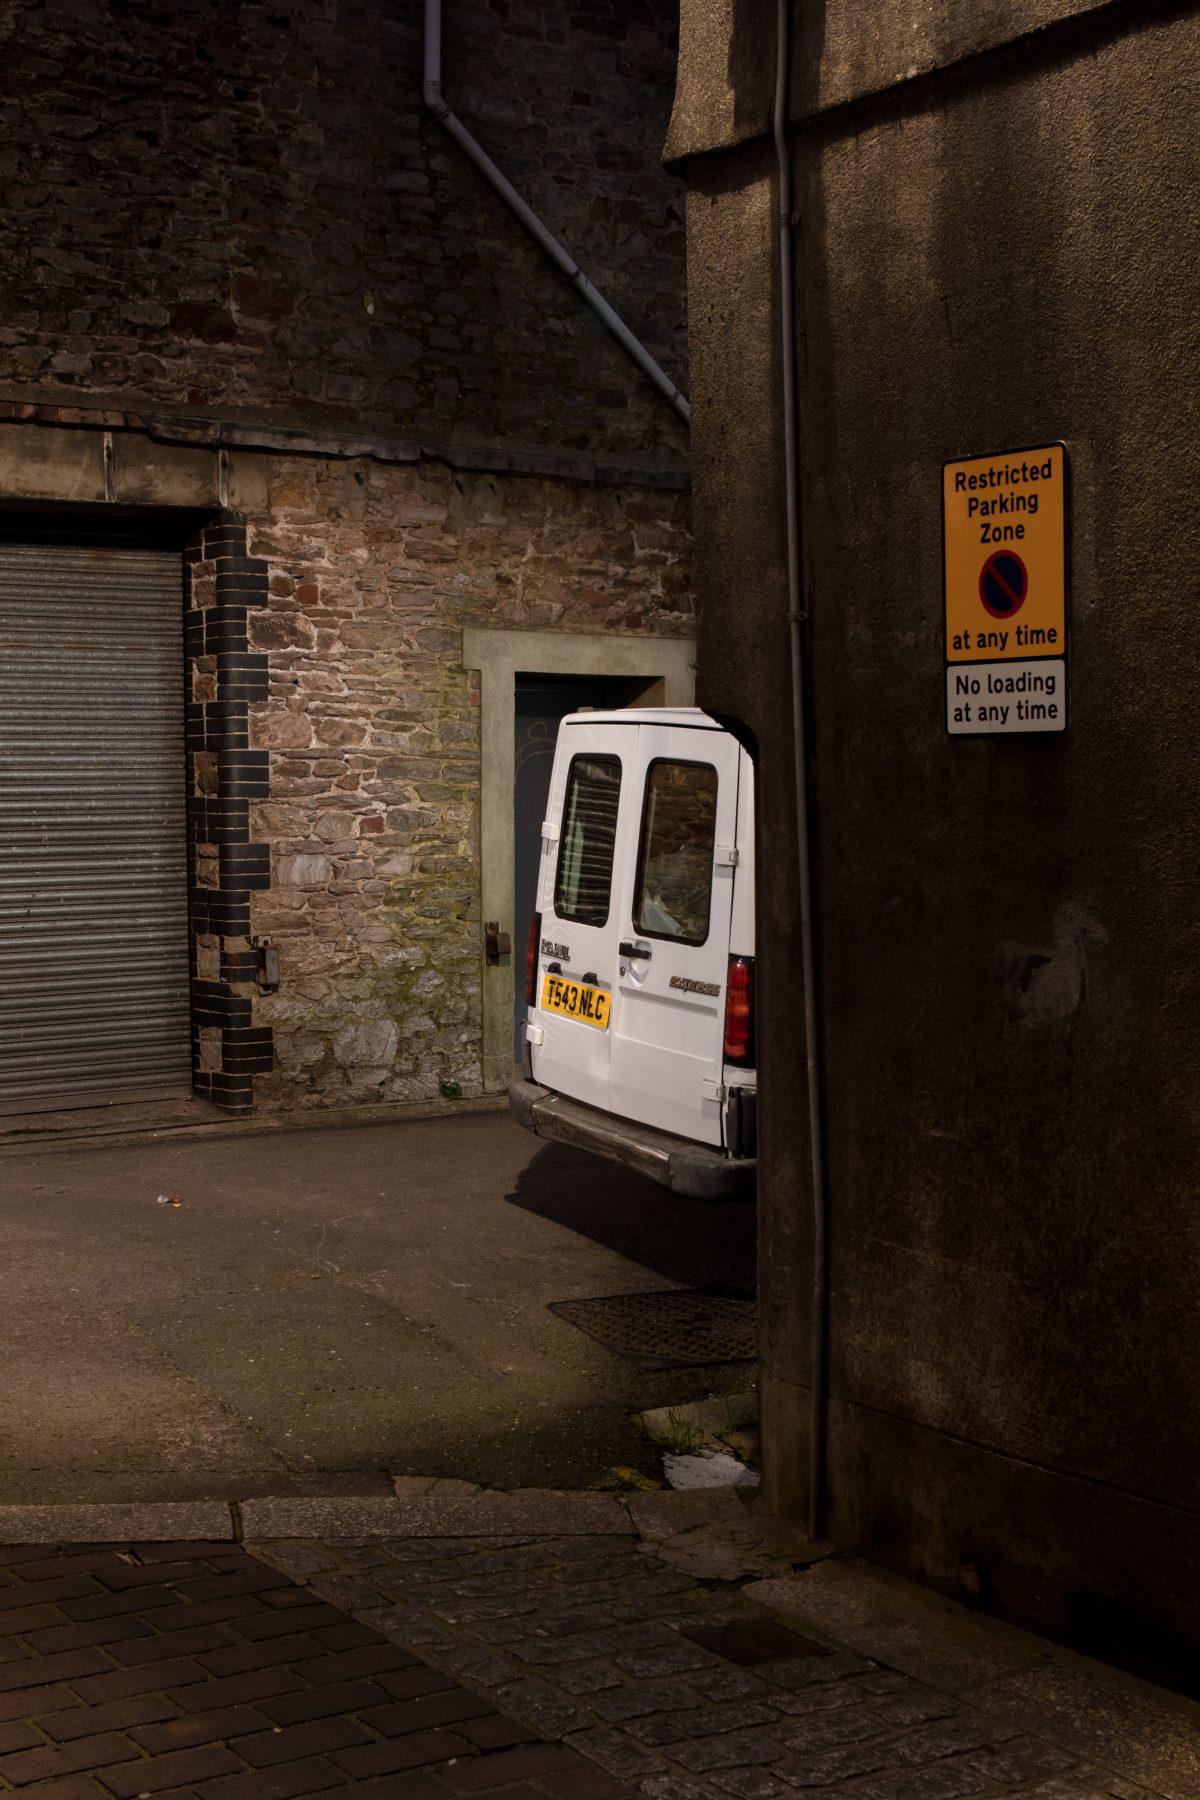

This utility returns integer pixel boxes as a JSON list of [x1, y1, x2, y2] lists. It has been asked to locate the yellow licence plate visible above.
[[541, 973, 611, 1030]]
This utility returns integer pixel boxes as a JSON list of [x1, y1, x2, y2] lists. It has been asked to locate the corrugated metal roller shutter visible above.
[[0, 543, 193, 1114]]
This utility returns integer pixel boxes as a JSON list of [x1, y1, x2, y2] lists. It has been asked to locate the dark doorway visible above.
[[513, 674, 651, 1059]]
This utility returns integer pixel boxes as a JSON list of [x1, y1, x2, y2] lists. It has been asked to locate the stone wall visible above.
[[0, 0, 693, 1117], [239, 453, 692, 1110], [0, 0, 686, 462]]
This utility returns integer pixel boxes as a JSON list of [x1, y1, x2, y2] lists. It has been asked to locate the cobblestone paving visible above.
[[0, 1540, 636, 1796], [247, 1536, 1162, 1800]]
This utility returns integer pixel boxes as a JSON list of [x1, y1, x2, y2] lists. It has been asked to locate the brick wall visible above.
[[230, 453, 691, 1110], [0, 0, 686, 462], [186, 516, 276, 1112]]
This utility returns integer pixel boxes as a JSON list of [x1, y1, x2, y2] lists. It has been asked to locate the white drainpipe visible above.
[[422, 0, 690, 428]]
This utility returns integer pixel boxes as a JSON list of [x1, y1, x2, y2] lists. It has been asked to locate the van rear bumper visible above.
[[508, 1077, 755, 1203]]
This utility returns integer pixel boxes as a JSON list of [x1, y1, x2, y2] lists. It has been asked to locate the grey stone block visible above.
[[112, 435, 219, 504], [567, 1723, 667, 1782], [515, 1621, 666, 1666], [633, 1701, 779, 1748], [713, 1772, 792, 1798], [615, 1640, 714, 1678], [307, 1572, 393, 1610], [493, 1676, 591, 1738], [750, 1563, 1038, 1693], [690, 1669, 770, 1704], [557, 1659, 624, 1695], [436, 1644, 521, 1686], [225, 450, 269, 511], [368, 1603, 456, 1652], [392, 1476, 481, 1497], [848, 1758, 997, 1800], [968, 1658, 1200, 1800], [590, 1681, 696, 1722], [673, 1729, 782, 1771], [768, 1739, 896, 1787], [784, 1704, 897, 1751], [241, 1489, 633, 1541], [251, 1541, 339, 1579], [628, 1486, 748, 1540], [0, 1501, 233, 1543], [964, 1741, 1079, 1786], [0, 426, 106, 501], [642, 1777, 714, 1799]]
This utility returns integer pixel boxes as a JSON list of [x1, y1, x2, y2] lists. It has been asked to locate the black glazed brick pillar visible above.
[[185, 513, 274, 1112]]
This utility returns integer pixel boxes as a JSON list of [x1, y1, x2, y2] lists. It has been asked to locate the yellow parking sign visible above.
[[943, 443, 1068, 735]]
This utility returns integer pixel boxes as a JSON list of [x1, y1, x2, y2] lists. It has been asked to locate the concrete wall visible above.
[[671, 0, 1200, 1680]]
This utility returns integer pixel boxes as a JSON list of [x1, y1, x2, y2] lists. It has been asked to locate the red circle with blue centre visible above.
[[979, 550, 1028, 619]]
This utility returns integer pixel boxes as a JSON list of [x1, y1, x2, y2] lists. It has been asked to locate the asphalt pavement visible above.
[[0, 1111, 755, 1503]]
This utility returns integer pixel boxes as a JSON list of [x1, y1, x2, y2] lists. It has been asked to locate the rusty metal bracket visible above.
[[485, 921, 512, 966]]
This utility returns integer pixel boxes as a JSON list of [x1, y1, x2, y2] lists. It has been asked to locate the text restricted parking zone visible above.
[[943, 443, 1068, 735]]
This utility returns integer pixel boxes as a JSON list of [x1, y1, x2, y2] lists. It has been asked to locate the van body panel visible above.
[[609, 722, 742, 1147], [530, 718, 632, 1113], [728, 756, 755, 958]]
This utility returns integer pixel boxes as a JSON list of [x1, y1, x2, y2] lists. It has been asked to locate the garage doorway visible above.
[[0, 542, 193, 1114]]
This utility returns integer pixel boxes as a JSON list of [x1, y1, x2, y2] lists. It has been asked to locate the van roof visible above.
[[559, 706, 725, 730]]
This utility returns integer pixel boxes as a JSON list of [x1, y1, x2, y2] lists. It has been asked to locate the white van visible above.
[[508, 707, 756, 1200]]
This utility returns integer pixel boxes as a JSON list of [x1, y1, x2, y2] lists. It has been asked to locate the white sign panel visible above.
[[945, 659, 1066, 736]]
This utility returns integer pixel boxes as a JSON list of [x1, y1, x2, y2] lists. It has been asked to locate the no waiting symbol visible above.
[[979, 550, 1028, 618]]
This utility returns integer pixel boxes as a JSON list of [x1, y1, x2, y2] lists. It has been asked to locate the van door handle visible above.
[[619, 941, 651, 960]]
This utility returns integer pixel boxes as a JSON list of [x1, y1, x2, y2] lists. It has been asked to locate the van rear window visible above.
[[634, 759, 718, 946], [554, 754, 621, 928]]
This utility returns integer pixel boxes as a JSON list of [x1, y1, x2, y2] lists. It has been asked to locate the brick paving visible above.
[[243, 1535, 1163, 1800], [0, 1540, 636, 1797], [0, 1531, 1173, 1799]]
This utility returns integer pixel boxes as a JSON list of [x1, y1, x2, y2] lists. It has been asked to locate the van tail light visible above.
[[525, 911, 542, 1007], [723, 956, 755, 1067]]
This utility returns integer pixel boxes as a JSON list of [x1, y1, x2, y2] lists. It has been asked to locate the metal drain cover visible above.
[[548, 1288, 756, 1369], [678, 1619, 829, 1665]]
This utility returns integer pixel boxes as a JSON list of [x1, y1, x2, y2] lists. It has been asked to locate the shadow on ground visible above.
[[505, 1141, 756, 1300]]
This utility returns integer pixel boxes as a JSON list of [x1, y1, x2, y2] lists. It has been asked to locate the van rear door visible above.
[[529, 720, 632, 1112], [610, 723, 741, 1147]]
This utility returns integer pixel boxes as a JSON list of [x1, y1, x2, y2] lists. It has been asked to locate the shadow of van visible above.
[[505, 1140, 756, 1301]]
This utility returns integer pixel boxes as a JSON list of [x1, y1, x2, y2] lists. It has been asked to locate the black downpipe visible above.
[[773, 0, 830, 1539]]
